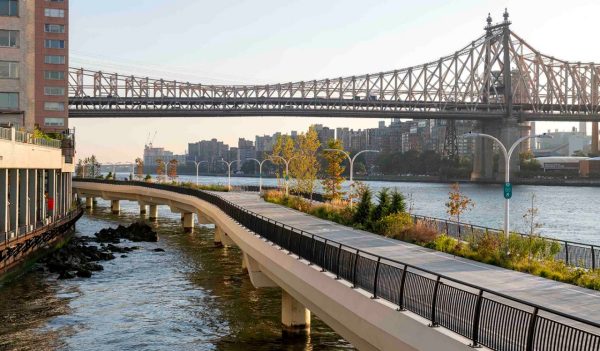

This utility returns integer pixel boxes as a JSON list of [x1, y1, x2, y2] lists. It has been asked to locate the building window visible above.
[[44, 102, 65, 111], [0, 30, 19, 48], [44, 39, 65, 49], [44, 86, 65, 96], [0, 92, 18, 110], [44, 71, 65, 80], [44, 24, 65, 33], [0, 0, 18, 16], [44, 118, 64, 127], [45, 55, 65, 64], [44, 8, 64, 17], [0, 61, 19, 79]]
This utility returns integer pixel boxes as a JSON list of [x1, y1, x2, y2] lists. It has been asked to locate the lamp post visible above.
[[219, 159, 240, 190], [323, 148, 379, 208], [462, 132, 550, 240], [247, 158, 273, 193], [269, 155, 298, 196], [193, 158, 209, 186]]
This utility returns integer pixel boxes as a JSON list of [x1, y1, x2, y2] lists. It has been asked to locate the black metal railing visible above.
[[73, 178, 600, 351], [0, 208, 83, 246]]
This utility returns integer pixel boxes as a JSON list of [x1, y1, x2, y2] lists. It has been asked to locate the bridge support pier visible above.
[[111, 200, 120, 214], [281, 290, 310, 337], [149, 205, 158, 221], [593, 122, 599, 154], [85, 197, 94, 210], [471, 118, 525, 181], [183, 213, 194, 233], [139, 204, 147, 216]]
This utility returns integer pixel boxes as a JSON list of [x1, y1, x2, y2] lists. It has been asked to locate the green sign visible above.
[[504, 182, 513, 199]]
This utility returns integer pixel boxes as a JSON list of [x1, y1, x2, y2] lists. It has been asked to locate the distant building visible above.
[[236, 138, 256, 171], [312, 124, 334, 147], [536, 156, 589, 173], [143, 145, 186, 166], [535, 129, 591, 157]]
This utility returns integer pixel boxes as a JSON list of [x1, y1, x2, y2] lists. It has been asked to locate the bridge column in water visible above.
[[183, 213, 194, 233], [139, 203, 147, 216], [85, 197, 94, 210], [111, 200, 120, 214], [149, 205, 158, 221], [281, 290, 311, 337]]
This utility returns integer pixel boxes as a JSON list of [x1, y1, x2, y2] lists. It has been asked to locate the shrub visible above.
[[353, 188, 372, 226], [389, 190, 406, 214], [371, 188, 391, 223], [376, 212, 413, 239], [400, 219, 438, 244]]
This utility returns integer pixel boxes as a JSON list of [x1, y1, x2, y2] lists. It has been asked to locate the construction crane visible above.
[[146, 131, 157, 148]]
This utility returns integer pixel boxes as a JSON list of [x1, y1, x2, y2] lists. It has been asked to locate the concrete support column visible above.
[[214, 226, 223, 247], [18, 169, 29, 228], [593, 122, 599, 154], [139, 204, 147, 216], [111, 200, 120, 214], [183, 213, 194, 233], [149, 205, 158, 221], [8, 169, 19, 235], [471, 121, 496, 181], [48, 170, 56, 220], [28, 169, 37, 226], [0, 169, 8, 235], [85, 197, 94, 210], [281, 290, 311, 337]]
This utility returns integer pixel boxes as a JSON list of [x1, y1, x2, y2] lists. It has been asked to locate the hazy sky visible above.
[[69, 0, 600, 162]]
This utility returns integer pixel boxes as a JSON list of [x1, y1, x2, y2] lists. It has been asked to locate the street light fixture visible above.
[[269, 155, 299, 196], [219, 159, 240, 191], [462, 131, 551, 240], [323, 148, 380, 208], [247, 158, 274, 193], [193, 158, 209, 186]]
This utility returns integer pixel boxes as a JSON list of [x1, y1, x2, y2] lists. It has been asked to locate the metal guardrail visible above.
[[0, 127, 11, 140], [0, 128, 62, 149], [0, 208, 82, 246], [73, 178, 600, 351]]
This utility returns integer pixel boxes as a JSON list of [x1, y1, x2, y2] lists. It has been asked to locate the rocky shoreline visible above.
[[38, 222, 161, 280]]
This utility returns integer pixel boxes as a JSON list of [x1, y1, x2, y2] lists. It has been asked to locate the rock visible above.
[[121, 255, 128, 258], [84, 263, 104, 272], [58, 271, 75, 280], [76, 269, 92, 278], [93, 222, 158, 243], [153, 248, 165, 252]]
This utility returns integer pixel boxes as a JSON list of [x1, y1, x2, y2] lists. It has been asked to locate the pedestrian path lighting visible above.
[[269, 155, 298, 196], [193, 158, 209, 186], [247, 158, 273, 193], [323, 148, 379, 208], [219, 159, 240, 191], [462, 132, 550, 240]]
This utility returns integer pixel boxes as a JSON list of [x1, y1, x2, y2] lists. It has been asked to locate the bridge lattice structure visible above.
[[68, 13, 600, 122]]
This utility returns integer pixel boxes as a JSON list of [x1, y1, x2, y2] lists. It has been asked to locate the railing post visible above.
[[397, 265, 408, 311], [525, 307, 539, 351], [564, 242, 569, 265], [308, 234, 316, 266], [372, 257, 381, 299], [335, 243, 343, 280], [471, 290, 484, 348], [429, 276, 441, 327], [352, 249, 360, 288], [592, 245, 597, 270], [320, 239, 328, 272]]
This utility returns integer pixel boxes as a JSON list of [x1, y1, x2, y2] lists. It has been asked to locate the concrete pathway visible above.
[[218, 191, 600, 328]]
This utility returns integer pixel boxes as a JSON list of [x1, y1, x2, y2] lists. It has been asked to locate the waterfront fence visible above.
[[73, 178, 600, 351]]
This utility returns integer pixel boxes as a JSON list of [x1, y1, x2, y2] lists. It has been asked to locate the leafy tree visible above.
[[445, 182, 474, 224], [167, 159, 178, 182], [371, 188, 391, 222], [106, 171, 113, 180], [353, 187, 373, 226], [389, 190, 407, 214], [144, 174, 152, 182], [322, 139, 346, 201], [156, 159, 166, 182], [135, 158, 144, 180], [272, 135, 295, 187], [75, 159, 84, 177], [522, 193, 543, 236], [290, 126, 321, 198]]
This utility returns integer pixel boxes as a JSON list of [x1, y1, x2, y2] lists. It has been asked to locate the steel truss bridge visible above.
[[68, 13, 600, 122]]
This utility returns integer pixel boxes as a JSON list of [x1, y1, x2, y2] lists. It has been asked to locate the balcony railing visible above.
[[0, 127, 62, 149]]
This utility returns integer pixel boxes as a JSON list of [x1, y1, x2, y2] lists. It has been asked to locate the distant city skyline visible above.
[[68, 0, 600, 162]]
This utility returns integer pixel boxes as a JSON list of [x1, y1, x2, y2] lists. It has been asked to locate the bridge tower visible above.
[[471, 10, 525, 181]]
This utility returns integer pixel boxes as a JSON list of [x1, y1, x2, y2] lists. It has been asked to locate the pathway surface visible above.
[[218, 191, 600, 328]]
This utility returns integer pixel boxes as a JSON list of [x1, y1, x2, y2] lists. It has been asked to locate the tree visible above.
[[322, 139, 346, 201], [167, 159, 178, 182], [135, 158, 144, 180], [353, 187, 373, 226], [371, 188, 391, 222], [389, 190, 407, 214], [290, 126, 321, 198], [445, 182, 474, 224], [522, 193, 542, 236], [75, 159, 84, 177], [272, 135, 295, 188], [156, 159, 166, 182]]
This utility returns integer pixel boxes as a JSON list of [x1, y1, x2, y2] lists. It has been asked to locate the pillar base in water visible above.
[[111, 200, 120, 215], [281, 290, 310, 338], [85, 197, 93, 210], [149, 205, 158, 222]]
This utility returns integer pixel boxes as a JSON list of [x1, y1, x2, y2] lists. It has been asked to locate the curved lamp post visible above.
[[323, 148, 379, 208], [462, 132, 550, 239], [269, 155, 298, 196], [219, 159, 240, 191], [193, 158, 209, 186], [247, 158, 273, 193]]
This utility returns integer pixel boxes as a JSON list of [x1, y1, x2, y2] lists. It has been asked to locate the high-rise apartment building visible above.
[[0, 0, 69, 131]]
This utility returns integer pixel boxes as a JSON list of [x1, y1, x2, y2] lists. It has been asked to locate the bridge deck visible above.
[[218, 191, 600, 326]]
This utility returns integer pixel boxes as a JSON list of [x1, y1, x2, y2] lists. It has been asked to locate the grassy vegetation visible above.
[[177, 181, 230, 192], [262, 188, 600, 291]]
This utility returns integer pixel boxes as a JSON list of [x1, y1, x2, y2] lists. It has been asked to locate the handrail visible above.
[[73, 178, 600, 350]]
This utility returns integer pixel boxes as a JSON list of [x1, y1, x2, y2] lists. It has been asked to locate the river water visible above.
[[113, 173, 600, 245], [0, 201, 353, 351]]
